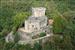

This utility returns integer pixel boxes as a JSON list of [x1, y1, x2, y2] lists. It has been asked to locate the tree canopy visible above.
[[0, 0, 75, 50]]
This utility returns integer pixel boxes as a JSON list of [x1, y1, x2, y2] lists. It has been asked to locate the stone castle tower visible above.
[[24, 7, 47, 34]]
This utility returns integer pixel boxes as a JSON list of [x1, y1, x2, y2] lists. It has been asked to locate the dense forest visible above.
[[0, 0, 75, 50]]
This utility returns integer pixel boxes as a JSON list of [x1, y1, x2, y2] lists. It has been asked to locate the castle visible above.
[[5, 7, 53, 44]]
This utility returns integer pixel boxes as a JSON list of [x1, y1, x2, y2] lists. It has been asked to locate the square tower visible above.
[[32, 7, 46, 17]]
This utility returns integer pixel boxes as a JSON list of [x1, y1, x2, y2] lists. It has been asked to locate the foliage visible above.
[[39, 32, 46, 37], [12, 12, 30, 32], [0, 0, 75, 50]]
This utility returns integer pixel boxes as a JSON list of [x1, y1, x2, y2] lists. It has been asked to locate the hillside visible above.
[[0, 0, 75, 50]]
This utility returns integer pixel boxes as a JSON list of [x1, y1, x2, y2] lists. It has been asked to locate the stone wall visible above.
[[32, 7, 46, 17]]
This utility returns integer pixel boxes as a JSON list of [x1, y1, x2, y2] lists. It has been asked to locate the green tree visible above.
[[12, 12, 30, 32], [39, 32, 46, 37]]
